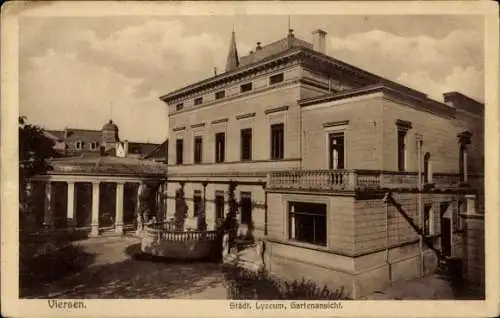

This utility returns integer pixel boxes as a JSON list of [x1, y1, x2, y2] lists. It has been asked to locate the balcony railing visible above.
[[267, 169, 465, 191]]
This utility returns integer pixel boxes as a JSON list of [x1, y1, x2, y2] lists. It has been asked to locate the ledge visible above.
[[235, 112, 256, 120], [264, 105, 289, 115], [211, 117, 229, 124], [190, 122, 206, 129]]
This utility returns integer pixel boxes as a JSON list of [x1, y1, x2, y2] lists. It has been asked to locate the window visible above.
[[193, 190, 202, 218], [240, 192, 252, 225], [329, 132, 345, 169], [215, 192, 225, 227], [240, 128, 252, 161], [271, 123, 284, 160], [75, 141, 83, 150], [240, 82, 253, 93], [288, 201, 327, 246], [269, 73, 284, 85], [423, 204, 433, 235], [176, 139, 184, 164], [397, 130, 407, 171], [215, 90, 225, 100], [194, 97, 203, 105], [424, 152, 432, 183], [90, 142, 99, 150], [456, 200, 465, 230], [176, 103, 184, 111], [459, 145, 466, 182], [215, 132, 225, 163], [194, 136, 203, 164]]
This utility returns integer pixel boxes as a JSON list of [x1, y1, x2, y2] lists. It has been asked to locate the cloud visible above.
[[328, 29, 484, 101]]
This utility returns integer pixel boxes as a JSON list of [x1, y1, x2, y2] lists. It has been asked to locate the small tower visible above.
[[101, 119, 119, 153], [225, 30, 239, 72]]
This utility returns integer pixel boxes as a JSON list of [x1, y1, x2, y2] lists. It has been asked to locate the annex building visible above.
[[160, 28, 484, 298]]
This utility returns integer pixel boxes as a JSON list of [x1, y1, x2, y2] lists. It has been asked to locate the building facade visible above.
[[160, 29, 484, 297]]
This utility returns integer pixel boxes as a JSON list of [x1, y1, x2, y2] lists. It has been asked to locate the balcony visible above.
[[267, 169, 465, 192]]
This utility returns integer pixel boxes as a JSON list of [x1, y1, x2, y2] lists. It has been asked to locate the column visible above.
[[90, 181, 100, 237], [136, 182, 144, 235], [115, 182, 125, 235], [44, 182, 54, 229], [66, 181, 76, 228]]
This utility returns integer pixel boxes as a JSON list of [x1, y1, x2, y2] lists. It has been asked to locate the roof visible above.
[[143, 139, 168, 161], [298, 84, 456, 118], [46, 128, 102, 143], [239, 36, 312, 67], [128, 142, 160, 156], [47, 156, 167, 177], [160, 32, 424, 103]]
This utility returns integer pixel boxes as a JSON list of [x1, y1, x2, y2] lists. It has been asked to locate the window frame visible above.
[[215, 132, 226, 163], [240, 128, 253, 161], [397, 129, 408, 172], [240, 82, 253, 93], [193, 136, 203, 164], [269, 73, 284, 85], [194, 97, 203, 106], [175, 103, 184, 111], [288, 201, 327, 247], [193, 190, 203, 218], [328, 132, 345, 170], [423, 203, 433, 236], [175, 138, 184, 165], [270, 123, 285, 160], [215, 90, 225, 100]]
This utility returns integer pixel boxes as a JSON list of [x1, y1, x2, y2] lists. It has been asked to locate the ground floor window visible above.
[[423, 203, 433, 235], [240, 192, 252, 225], [215, 191, 225, 227], [193, 190, 202, 217], [288, 201, 327, 246]]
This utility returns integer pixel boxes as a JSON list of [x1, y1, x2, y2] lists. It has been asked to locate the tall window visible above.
[[240, 128, 252, 161], [271, 123, 284, 160], [215, 132, 225, 163], [397, 130, 407, 171], [176, 139, 184, 164], [289, 202, 327, 246], [269, 73, 284, 85], [240, 192, 252, 225], [194, 136, 203, 164], [193, 190, 202, 218], [75, 141, 83, 150], [329, 132, 345, 169], [424, 152, 432, 183], [215, 191, 225, 227], [423, 203, 433, 235]]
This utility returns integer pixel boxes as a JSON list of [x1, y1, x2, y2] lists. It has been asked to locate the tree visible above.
[[19, 116, 57, 227]]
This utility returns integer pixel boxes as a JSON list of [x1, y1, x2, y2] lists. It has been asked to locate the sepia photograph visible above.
[[2, 1, 499, 317]]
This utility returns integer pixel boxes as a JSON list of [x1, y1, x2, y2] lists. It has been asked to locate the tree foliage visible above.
[[19, 116, 57, 181]]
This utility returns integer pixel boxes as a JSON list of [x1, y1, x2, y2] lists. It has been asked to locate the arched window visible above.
[[424, 152, 432, 184]]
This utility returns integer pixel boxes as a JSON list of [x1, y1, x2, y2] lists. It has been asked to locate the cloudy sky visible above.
[[19, 14, 484, 143]]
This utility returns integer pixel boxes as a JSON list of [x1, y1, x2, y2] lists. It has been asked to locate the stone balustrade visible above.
[[267, 169, 465, 191]]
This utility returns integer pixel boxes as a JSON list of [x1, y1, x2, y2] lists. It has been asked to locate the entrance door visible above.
[[440, 202, 452, 257]]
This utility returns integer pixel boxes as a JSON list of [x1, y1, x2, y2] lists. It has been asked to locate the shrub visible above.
[[222, 264, 350, 300]]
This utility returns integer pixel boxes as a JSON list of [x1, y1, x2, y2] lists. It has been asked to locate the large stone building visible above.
[[160, 28, 484, 297]]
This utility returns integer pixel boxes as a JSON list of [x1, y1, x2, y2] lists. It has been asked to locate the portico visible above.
[[27, 156, 167, 236]]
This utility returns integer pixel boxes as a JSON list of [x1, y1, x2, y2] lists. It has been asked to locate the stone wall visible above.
[[461, 199, 485, 293]]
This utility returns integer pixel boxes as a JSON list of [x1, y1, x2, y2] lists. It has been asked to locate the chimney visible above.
[[123, 139, 129, 156], [64, 127, 69, 140], [312, 29, 327, 54], [287, 29, 295, 48], [256, 42, 262, 51], [214, 67, 217, 76]]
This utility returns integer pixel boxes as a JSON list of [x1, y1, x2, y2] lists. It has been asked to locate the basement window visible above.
[[240, 82, 253, 93], [269, 73, 284, 85]]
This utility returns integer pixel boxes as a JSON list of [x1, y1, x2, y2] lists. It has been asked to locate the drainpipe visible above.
[[416, 133, 424, 278], [383, 192, 391, 284]]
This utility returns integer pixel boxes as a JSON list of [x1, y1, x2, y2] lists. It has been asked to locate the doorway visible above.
[[440, 202, 452, 257]]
